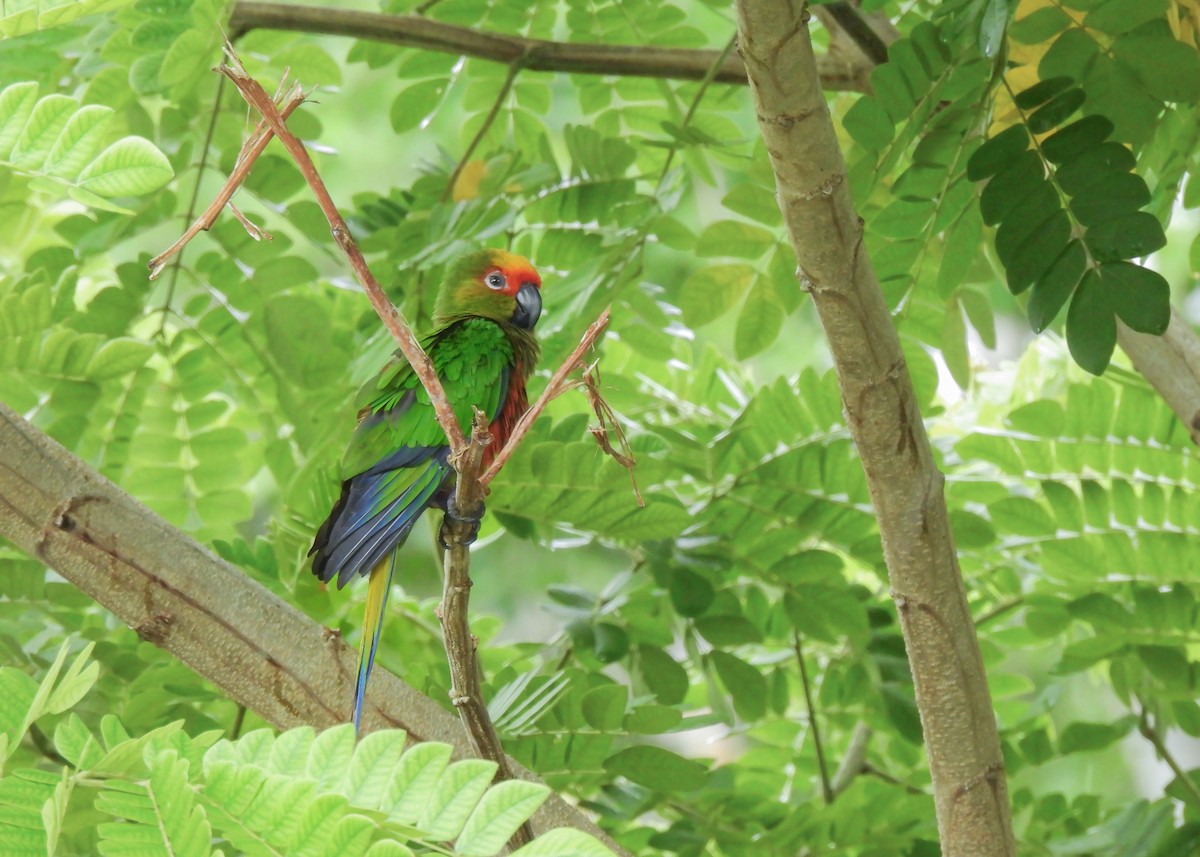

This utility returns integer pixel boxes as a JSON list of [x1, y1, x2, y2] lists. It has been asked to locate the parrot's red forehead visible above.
[[484, 250, 541, 294]]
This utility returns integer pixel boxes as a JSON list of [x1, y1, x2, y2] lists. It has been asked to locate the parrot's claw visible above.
[[440, 499, 485, 549]]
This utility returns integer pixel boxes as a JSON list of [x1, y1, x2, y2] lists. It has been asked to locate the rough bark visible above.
[[0, 403, 622, 852], [734, 3, 1015, 856], [227, 1, 873, 92]]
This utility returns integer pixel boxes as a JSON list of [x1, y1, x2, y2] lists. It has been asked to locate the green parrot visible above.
[[310, 248, 543, 731]]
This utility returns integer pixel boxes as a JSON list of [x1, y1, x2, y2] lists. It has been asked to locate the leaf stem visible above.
[[155, 75, 227, 337], [793, 632, 833, 803], [1138, 701, 1200, 808], [441, 57, 525, 203]]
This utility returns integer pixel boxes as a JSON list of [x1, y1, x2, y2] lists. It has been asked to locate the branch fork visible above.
[[151, 42, 624, 849]]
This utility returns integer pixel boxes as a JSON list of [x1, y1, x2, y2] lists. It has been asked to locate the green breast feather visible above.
[[340, 318, 514, 479]]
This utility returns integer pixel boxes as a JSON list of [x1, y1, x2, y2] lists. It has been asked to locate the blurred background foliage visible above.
[[2, 0, 1200, 854]]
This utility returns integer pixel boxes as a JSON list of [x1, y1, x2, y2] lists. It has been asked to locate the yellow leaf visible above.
[[452, 159, 487, 201]]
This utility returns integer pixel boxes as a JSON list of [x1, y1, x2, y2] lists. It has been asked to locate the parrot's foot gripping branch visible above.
[[440, 497, 485, 548]]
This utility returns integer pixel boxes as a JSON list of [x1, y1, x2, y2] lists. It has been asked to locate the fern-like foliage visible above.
[[0, 646, 615, 857], [0, 81, 173, 212]]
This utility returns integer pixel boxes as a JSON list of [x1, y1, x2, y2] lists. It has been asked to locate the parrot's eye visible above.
[[485, 271, 506, 290]]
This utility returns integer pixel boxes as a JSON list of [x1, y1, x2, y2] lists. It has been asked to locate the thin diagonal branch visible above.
[[148, 86, 302, 280], [212, 46, 466, 453], [656, 32, 738, 188], [1138, 702, 1200, 809], [481, 307, 611, 487], [227, 1, 873, 92]]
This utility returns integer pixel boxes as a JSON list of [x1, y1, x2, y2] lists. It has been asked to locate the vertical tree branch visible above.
[[734, 3, 1014, 855], [439, 409, 534, 849]]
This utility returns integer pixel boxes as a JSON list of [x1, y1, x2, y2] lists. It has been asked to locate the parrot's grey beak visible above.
[[512, 282, 542, 330]]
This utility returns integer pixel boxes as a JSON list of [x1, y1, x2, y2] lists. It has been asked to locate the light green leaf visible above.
[[581, 684, 627, 732], [9, 93, 75, 168], [603, 745, 706, 792], [511, 828, 616, 857], [386, 741, 454, 823], [77, 136, 173, 196], [85, 338, 154, 379], [418, 758, 497, 841], [455, 780, 551, 857], [679, 263, 753, 327], [42, 103, 113, 177], [0, 82, 40, 159]]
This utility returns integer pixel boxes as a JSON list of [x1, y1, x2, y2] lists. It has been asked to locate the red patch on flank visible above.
[[484, 365, 530, 469]]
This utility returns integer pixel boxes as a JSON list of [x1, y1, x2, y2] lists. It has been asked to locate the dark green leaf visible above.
[[1014, 77, 1074, 110], [967, 125, 1030, 181], [993, 180, 1061, 264], [1059, 717, 1136, 754], [1066, 270, 1117, 375], [1027, 88, 1087, 134], [592, 623, 629, 663], [624, 705, 683, 735], [1011, 7, 1071, 44], [870, 64, 915, 123], [1096, 262, 1170, 335], [547, 586, 596, 611], [669, 569, 714, 618], [1111, 20, 1200, 102], [1003, 208, 1071, 294], [1041, 115, 1114, 164], [980, 151, 1043, 226], [1028, 240, 1087, 332], [636, 646, 688, 706], [390, 79, 448, 133], [1056, 142, 1135, 196], [1084, 0, 1169, 34], [694, 615, 762, 646], [1085, 212, 1167, 261], [872, 200, 934, 239], [1069, 172, 1151, 226], [1039, 28, 1100, 81], [581, 685, 627, 731]]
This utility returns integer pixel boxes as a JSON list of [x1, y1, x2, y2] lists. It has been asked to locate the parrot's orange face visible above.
[[479, 249, 541, 297], [435, 248, 543, 331]]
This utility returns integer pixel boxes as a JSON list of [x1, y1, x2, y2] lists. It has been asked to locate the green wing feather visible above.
[[310, 319, 515, 587]]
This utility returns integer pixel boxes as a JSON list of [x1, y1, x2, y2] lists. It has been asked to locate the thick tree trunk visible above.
[[734, 3, 1016, 855]]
